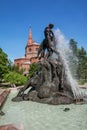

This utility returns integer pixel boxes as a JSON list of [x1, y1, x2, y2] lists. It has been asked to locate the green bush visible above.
[[4, 71, 27, 86], [29, 63, 38, 77]]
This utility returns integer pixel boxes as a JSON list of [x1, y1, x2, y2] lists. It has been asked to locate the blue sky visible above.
[[0, 0, 87, 62]]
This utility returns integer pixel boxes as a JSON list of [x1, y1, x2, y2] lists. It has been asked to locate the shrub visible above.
[[4, 71, 27, 86], [29, 63, 38, 77]]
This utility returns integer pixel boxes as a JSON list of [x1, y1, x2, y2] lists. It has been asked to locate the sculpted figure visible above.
[[37, 23, 59, 59]]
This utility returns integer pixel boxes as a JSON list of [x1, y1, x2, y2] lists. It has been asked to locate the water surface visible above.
[[0, 90, 87, 130]]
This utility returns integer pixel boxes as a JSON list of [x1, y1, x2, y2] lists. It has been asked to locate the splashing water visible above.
[[54, 29, 84, 99]]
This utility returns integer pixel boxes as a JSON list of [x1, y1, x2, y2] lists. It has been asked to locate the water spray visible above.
[[54, 29, 84, 100]]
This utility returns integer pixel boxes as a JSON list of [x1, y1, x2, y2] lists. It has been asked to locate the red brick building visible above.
[[14, 28, 40, 75]]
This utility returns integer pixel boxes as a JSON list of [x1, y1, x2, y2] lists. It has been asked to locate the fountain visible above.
[[1, 25, 87, 130], [12, 25, 84, 105]]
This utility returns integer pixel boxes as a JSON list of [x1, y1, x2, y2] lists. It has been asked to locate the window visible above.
[[29, 48, 31, 52], [17, 63, 19, 66]]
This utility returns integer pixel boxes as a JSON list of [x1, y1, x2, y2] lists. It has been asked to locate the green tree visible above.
[[77, 47, 87, 80], [4, 71, 27, 86], [0, 48, 9, 79], [29, 63, 38, 77]]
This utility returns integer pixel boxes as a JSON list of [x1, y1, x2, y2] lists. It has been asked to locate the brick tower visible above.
[[14, 27, 40, 75]]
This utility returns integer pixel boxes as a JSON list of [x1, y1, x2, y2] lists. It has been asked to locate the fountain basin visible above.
[[0, 89, 87, 130]]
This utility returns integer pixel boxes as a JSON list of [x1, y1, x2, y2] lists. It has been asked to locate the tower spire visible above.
[[27, 26, 33, 45]]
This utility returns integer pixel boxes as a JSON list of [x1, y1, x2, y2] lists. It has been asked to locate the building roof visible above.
[[27, 27, 34, 45]]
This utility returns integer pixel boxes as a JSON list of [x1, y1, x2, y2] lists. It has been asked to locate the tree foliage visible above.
[[69, 39, 87, 81], [4, 71, 27, 86], [77, 47, 87, 80], [0, 48, 9, 78], [0, 47, 27, 86], [28, 63, 38, 77]]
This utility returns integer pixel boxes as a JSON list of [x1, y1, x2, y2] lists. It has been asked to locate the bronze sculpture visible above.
[[12, 24, 83, 105]]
